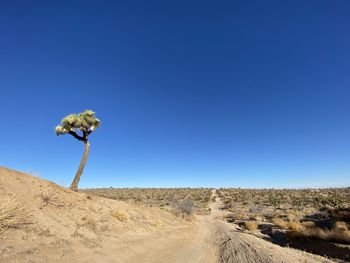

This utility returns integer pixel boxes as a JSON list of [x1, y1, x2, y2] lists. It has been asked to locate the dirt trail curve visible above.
[[136, 189, 336, 263]]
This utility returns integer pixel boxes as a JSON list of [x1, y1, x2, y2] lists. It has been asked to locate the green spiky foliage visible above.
[[55, 110, 100, 140], [55, 110, 100, 191]]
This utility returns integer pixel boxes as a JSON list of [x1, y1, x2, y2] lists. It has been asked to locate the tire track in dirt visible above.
[[210, 190, 335, 263], [107, 189, 337, 263]]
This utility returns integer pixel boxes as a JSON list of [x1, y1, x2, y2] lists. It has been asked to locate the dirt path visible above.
[[129, 189, 336, 263], [114, 193, 219, 263]]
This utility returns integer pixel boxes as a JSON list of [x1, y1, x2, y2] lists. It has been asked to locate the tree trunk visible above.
[[70, 140, 90, 191]]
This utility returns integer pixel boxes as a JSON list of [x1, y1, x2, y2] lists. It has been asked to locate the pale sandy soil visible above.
[[0, 168, 336, 263]]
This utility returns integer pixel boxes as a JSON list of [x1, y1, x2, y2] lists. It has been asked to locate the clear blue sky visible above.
[[1, 1, 350, 188]]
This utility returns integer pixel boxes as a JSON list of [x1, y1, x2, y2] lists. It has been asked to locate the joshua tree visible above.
[[55, 110, 100, 191]]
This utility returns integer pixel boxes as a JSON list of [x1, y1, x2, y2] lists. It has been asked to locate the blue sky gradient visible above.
[[1, 1, 350, 188]]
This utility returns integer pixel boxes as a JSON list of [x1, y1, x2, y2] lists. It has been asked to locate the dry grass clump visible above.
[[288, 221, 304, 231], [171, 199, 194, 220], [244, 221, 258, 231], [272, 218, 289, 229], [272, 217, 350, 244], [272, 218, 304, 231], [0, 196, 29, 233], [39, 189, 64, 208], [233, 212, 249, 220], [110, 209, 128, 222], [72, 214, 99, 237], [224, 211, 249, 222], [287, 221, 350, 244]]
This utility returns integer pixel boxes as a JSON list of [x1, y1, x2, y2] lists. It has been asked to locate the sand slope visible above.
[[0, 167, 190, 263]]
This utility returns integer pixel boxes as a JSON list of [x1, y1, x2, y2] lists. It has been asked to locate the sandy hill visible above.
[[0, 167, 189, 263]]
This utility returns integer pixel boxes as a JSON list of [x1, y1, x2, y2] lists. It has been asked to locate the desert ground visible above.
[[0, 167, 349, 263]]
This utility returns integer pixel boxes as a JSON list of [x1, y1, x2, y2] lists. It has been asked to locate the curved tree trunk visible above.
[[70, 140, 90, 191]]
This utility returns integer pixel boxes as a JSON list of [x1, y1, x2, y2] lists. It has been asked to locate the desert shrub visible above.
[[291, 197, 305, 209], [287, 221, 350, 244], [0, 196, 29, 233], [272, 218, 289, 229], [232, 212, 249, 220], [269, 196, 281, 208], [272, 218, 304, 231], [171, 199, 194, 219], [39, 190, 62, 208], [110, 209, 128, 222], [286, 211, 300, 221], [288, 221, 303, 231], [321, 196, 344, 208], [244, 221, 258, 231], [217, 188, 350, 219]]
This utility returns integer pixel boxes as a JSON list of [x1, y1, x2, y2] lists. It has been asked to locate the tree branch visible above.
[[83, 130, 90, 140], [68, 131, 85, 142]]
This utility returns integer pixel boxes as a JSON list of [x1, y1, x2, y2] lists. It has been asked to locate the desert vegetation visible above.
[[218, 188, 350, 261], [83, 188, 213, 216], [0, 196, 30, 233], [0, 168, 345, 263], [218, 188, 349, 213]]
